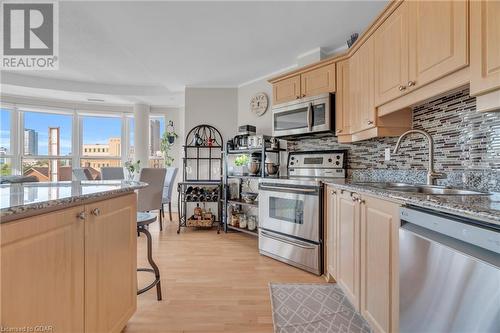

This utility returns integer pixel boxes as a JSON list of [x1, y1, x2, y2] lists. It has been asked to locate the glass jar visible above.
[[239, 214, 247, 229], [230, 212, 240, 227], [247, 215, 257, 231]]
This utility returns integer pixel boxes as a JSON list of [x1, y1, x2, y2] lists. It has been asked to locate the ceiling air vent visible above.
[[87, 98, 105, 102]]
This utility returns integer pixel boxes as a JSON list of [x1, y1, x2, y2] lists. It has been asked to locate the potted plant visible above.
[[160, 128, 178, 167], [233, 154, 249, 176], [124, 160, 141, 181]]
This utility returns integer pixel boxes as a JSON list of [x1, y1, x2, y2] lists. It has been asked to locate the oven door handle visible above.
[[307, 102, 313, 130], [259, 185, 317, 194], [261, 230, 316, 250]]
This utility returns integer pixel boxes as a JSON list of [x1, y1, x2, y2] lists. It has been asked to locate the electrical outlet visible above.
[[385, 148, 391, 161]]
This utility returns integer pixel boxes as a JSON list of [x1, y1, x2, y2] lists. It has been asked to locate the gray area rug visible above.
[[269, 283, 372, 333]]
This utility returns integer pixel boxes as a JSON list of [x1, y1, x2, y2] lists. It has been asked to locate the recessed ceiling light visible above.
[[87, 98, 105, 102]]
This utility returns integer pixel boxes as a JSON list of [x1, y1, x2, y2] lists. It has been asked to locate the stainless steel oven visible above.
[[258, 180, 322, 275], [257, 150, 346, 275], [259, 182, 320, 242], [272, 93, 334, 138]]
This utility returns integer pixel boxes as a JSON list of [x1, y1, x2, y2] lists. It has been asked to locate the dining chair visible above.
[[72, 168, 91, 181], [101, 167, 125, 180], [161, 167, 178, 222], [137, 168, 167, 230]]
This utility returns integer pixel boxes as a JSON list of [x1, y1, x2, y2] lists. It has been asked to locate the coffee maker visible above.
[[233, 125, 256, 150]]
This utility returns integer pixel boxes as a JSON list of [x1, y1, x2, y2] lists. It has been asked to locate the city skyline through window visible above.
[[24, 112, 72, 156], [0, 108, 169, 180]]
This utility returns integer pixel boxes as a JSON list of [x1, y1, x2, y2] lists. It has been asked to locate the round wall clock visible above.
[[250, 92, 269, 117]]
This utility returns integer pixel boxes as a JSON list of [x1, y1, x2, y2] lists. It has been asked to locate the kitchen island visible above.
[[0, 180, 146, 333]]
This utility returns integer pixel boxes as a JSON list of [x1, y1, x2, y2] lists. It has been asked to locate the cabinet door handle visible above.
[[296, 96, 300, 99], [91, 208, 101, 216], [302, 94, 306, 98], [407, 80, 416, 87], [367, 120, 374, 125], [331, 190, 337, 195], [359, 199, 366, 204], [77, 212, 86, 220], [336, 129, 343, 133], [399, 85, 406, 91]]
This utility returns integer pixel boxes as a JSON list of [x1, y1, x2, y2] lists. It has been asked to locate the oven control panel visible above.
[[288, 151, 345, 169]]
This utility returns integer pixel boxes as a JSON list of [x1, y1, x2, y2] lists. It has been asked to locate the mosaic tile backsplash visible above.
[[288, 88, 500, 191]]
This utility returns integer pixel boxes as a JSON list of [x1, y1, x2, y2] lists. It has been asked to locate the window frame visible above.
[[0, 108, 16, 176], [1, 102, 169, 177], [17, 107, 75, 181], [79, 113, 127, 173]]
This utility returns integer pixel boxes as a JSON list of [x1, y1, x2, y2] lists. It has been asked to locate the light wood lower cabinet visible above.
[[85, 194, 137, 333], [325, 186, 338, 280], [336, 189, 361, 310], [360, 195, 400, 333], [1, 206, 85, 333], [326, 187, 400, 333], [0, 193, 137, 333]]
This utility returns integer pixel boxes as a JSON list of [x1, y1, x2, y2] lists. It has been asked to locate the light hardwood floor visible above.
[[124, 214, 323, 333]]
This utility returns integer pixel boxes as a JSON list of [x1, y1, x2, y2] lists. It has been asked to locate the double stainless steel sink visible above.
[[352, 182, 489, 196]]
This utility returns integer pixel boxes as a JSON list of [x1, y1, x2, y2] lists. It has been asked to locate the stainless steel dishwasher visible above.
[[399, 207, 500, 333]]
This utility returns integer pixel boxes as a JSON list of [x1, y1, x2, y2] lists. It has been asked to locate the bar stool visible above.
[[137, 212, 162, 300]]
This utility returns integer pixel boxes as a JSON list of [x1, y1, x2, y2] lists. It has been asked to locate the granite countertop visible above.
[[325, 179, 500, 226], [0, 180, 147, 222]]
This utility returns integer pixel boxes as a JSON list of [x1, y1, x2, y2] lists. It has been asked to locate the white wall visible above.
[[237, 79, 273, 135], [184, 87, 238, 142]]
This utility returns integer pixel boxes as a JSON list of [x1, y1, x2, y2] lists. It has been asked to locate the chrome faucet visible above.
[[393, 129, 446, 185]]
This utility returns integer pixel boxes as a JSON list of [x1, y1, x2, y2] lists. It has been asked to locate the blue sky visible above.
[[25, 111, 73, 155], [0, 109, 166, 156], [0, 109, 10, 152]]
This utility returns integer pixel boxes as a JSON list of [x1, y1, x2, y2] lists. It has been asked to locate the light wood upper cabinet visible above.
[[374, 0, 467, 107], [85, 193, 137, 333], [470, 0, 500, 96], [336, 190, 361, 310], [408, 0, 468, 89], [301, 63, 336, 98], [374, 1, 410, 106], [350, 38, 376, 133], [360, 195, 400, 333], [335, 59, 351, 136], [1, 206, 85, 333], [272, 75, 301, 105], [272, 63, 337, 105]]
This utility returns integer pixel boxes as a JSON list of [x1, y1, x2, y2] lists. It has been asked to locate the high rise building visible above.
[[0, 146, 7, 164], [150, 120, 160, 156], [24, 129, 38, 155]]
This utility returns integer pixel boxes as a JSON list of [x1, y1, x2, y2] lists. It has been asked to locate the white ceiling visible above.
[[1, 0, 387, 106]]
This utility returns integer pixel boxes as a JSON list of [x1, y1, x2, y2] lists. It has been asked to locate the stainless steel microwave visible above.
[[272, 93, 334, 138]]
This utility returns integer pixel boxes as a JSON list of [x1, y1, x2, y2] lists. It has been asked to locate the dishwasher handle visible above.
[[400, 207, 500, 255]]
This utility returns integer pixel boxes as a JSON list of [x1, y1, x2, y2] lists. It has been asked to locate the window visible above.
[[128, 117, 135, 159], [148, 116, 165, 167], [0, 109, 12, 175], [149, 117, 165, 158], [81, 116, 122, 179], [22, 111, 73, 182]]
